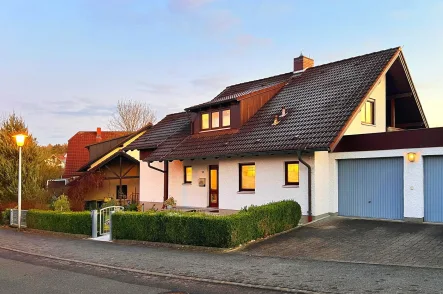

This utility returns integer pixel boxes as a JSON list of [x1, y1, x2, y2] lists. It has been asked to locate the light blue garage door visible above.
[[424, 156, 443, 223], [338, 158, 404, 220]]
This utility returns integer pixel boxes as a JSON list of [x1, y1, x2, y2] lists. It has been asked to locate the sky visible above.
[[1, 0, 443, 145]]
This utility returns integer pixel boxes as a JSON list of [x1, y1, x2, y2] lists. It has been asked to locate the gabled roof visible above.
[[85, 151, 139, 174], [125, 112, 191, 152], [143, 47, 404, 161], [186, 72, 294, 110], [77, 126, 151, 172], [63, 131, 129, 178]]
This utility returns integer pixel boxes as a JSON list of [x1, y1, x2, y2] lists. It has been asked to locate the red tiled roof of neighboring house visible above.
[[139, 47, 407, 161], [63, 130, 130, 178]]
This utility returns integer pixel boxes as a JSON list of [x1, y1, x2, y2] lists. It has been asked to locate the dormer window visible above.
[[222, 110, 230, 127], [202, 113, 210, 130], [201, 109, 231, 131]]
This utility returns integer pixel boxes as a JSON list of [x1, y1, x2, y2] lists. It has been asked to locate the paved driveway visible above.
[[241, 217, 443, 268]]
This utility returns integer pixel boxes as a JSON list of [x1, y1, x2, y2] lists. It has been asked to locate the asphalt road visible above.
[[0, 250, 288, 294], [2, 228, 443, 293]]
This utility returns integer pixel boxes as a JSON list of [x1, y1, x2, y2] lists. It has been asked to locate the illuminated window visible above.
[[201, 113, 209, 130], [212, 112, 220, 128], [239, 163, 255, 191], [184, 166, 192, 183], [361, 99, 375, 125], [200, 109, 231, 131], [285, 162, 299, 185], [222, 109, 231, 127]]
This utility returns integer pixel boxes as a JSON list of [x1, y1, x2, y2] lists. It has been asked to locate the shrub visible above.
[[0, 209, 10, 225], [26, 210, 91, 235], [112, 200, 301, 248], [53, 194, 71, 211], [124, 203, 138, 211]]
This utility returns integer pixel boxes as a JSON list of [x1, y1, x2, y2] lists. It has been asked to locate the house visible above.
[[63, 128, 129, 179], [127, 47, 443, 223], [73, 125, 151, 209], [45, 154, 67, 168]]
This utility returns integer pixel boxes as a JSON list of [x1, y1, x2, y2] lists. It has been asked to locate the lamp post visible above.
[[13, 134, 27, 230]]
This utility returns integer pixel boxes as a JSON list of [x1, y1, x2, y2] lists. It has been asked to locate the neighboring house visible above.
[[63, 128, 129, 179], [74, 125, 151, 209], [127, 47, 443, 223], [45, 154, 66, 168]]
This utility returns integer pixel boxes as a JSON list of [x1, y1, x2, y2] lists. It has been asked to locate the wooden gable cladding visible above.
[[239, 82, 287, 126]]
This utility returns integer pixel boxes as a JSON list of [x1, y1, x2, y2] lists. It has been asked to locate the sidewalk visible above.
[[1, 228, 443, 293]]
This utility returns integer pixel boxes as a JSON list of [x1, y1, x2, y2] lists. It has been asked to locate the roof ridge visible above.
[[221, 71, 293, 89], [310, 46, 401, 70]]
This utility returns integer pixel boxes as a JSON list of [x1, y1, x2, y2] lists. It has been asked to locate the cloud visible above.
[[208, 9, 240, 33], [136, 81, 178, 95], [17, 97, 115, 118], [168, 0, 215, 12], [234, 34, 272, 49], [191, 74, 230, 90]]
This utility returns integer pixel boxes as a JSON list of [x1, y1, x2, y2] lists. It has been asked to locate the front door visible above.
[[209, 165, 219, 208]]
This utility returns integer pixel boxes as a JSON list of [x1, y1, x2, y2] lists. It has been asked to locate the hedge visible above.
[[0, 209, 10, 225], [112, 200, 301, 248], [26, 210, 92, 235]]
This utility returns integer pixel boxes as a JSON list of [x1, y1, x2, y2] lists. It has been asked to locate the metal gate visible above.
[[338, 158, 404, 220], [99, 206, 124, 235], [424, 156, 443, 223]]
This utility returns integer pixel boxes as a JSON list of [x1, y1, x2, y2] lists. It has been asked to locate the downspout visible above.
[[148, 161, 169, 202], [297, 150, 312, 222]]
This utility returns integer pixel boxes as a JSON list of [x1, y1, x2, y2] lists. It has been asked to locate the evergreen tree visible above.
[[0, 113, 44, 203]]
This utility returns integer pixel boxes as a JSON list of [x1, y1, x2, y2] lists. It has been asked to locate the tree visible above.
[[108, 99, 157, 132], [0, 113, 44, 204]]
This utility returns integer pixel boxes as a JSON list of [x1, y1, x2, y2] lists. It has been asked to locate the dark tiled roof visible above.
[[186, 72, 293, 110], [144, 47, 400, 161], [125, 112, 191, 151], [63, 131, 130, 178]]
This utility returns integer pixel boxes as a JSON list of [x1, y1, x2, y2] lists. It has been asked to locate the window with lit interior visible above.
[[239, 163, 255, 191], [201, 109, 231, 131], [361, 99, 375, 125], [285, 162, 299, 185], [184, 166, 192, 183], [201, 113, 210, 130]]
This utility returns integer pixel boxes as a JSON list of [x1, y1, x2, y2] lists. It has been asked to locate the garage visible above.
[[338, 158, 404, 220], [424, 156, 443, 223]]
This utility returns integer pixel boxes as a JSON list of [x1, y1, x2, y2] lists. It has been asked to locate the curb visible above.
[[0, 245, 320, 294]]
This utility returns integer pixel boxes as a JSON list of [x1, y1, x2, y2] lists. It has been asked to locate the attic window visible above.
[[361, 99, 375, 125], [201, 109, 231, 131]]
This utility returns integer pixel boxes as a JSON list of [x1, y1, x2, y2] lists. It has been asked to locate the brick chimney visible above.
[[96, 127, 102, 142], [293, 54, 314, 72]]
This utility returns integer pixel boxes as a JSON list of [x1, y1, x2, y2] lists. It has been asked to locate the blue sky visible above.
[[1, 0, 442, 144]]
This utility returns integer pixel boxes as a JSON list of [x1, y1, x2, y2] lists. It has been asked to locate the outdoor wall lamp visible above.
[[407, 152, 416, 162]]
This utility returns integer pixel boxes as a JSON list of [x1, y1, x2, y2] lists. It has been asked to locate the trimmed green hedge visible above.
[[112, 200, 301, 248], [26, 210, 91, 235]]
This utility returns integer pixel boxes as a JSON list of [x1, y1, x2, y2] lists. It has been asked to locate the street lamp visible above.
[[13, 134, 27, 230]]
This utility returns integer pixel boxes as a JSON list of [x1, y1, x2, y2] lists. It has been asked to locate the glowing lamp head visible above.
[[13, 134, 28, 147], [407, 152, 416, 162]]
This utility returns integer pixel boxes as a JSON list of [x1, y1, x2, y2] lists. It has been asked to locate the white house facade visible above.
[[127, 47, 443, 223]]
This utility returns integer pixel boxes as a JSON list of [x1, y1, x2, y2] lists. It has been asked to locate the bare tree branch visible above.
[[108, 99, 157, 132]]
